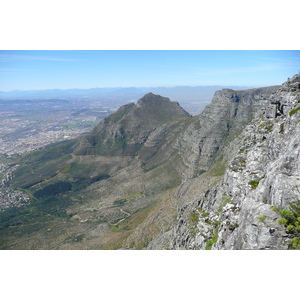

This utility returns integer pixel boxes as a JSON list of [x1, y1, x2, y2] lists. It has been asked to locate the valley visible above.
[[0, 75, 300, 250]]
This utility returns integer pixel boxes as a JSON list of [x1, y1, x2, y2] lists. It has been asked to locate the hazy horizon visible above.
[[0, 84, 254, 93]]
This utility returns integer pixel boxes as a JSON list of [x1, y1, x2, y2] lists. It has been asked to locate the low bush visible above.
[[258, 215, 267, 222], [273, 200, 300, 249]]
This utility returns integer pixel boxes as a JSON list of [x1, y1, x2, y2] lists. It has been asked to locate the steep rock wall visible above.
[[171, 85, 279, 179], [171, 75, 300, 250]]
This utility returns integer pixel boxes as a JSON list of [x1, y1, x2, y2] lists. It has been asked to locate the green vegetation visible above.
[[277, 218, 288, 225], [272, 200, 300, 249], [248, 180, 260, 189], [231, 156, 247, 172], [198, 169, 206, 176], [238, 146, 249, 154], [113, 199, 126, 206], [205, 226, 219, 250], [228, 223, 239, 231], [189, 211, 200, 226], [258, 215, 267, 222], [289, 106, 300, 116], [259, 121, 274, 132], [291, 237, 300, 249], [0, 172, 110, 235], [218, 194, 232, 213], [0, 192, 73, 234], [11, 140, 76, 189], [34, 182, 72, 198], [197, 208, 209, 218], [71, 174, 110, 192], [188, 211, 200, 238]]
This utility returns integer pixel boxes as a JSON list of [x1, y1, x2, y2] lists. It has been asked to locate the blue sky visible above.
[[0, 50, 299, 91]]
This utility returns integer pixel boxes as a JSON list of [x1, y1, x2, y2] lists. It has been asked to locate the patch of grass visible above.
[[205, 226, 219, 250], [258, 215, 267, 222], [218, 194, 232, 213], [188, 211, 200, 238], [248, 180, 260, 189], [60, 164, 71, 173], [189, 212, 200, 225], [259, 121, 274, 132], [289, 106, 300, 116]]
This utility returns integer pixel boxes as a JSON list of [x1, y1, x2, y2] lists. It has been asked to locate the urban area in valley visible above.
[[0, 93, 209, 212], [0, 98, 120, 212]]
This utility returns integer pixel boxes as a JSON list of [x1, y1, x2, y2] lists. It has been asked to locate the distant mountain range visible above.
[[0, 86, 252, 101]]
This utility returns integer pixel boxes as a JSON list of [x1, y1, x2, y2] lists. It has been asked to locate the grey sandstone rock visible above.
[[169, 75, 300, 250]]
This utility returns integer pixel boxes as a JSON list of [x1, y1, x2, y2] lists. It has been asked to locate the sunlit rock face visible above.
[[171, 75, 300, 250]]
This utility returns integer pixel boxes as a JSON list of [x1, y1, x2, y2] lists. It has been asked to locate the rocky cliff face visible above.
[[169, 85, 279, 179], [171, 74, 300, 250]]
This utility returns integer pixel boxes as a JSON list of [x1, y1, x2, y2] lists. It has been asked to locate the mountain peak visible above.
[[136, 92, 171, 107]]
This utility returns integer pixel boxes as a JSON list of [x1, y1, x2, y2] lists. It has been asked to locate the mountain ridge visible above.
[[1, 75, 299, 250]]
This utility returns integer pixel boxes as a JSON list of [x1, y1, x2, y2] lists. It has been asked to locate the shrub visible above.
[[291, 237, 300, 249], [286, 224, 295, 232], [279, 209, 294, 220], [278, 218, 288, 225], [274, 200, 300, 248], [258, 215, 267, 222]]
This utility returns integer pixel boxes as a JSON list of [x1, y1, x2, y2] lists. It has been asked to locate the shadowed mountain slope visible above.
[[75, 93, 191, 157]]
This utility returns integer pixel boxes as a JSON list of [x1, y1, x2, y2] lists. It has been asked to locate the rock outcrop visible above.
[[169, 85, 279, 178], [171, 74, 300, 250]]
